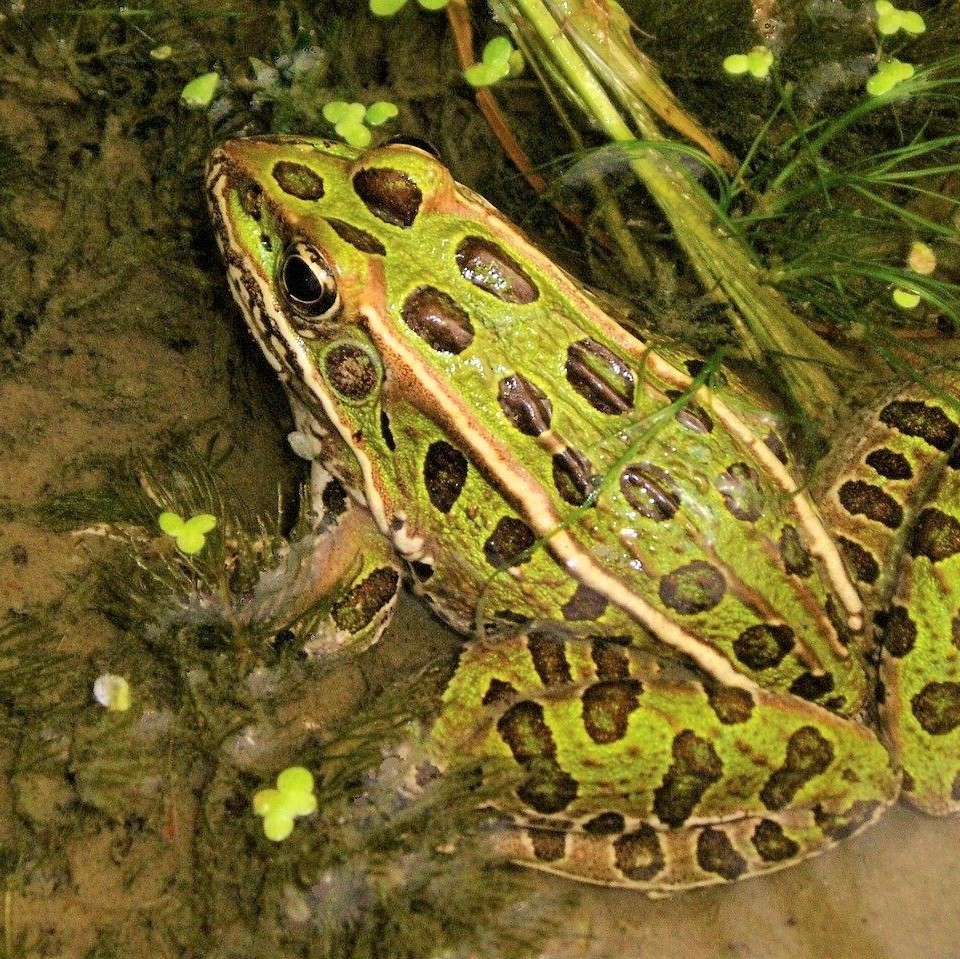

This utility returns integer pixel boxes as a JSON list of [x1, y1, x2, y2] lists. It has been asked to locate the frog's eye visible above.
[[280, 242, 340, 321]]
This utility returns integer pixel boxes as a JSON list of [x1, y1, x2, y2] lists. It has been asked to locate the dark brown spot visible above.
[[379, 409, 396, 450], [751, 819, 800, 862], [409, 559, 433, 581], [653, 730, 723, 827], [866, 447, 913, 480], [325, 343, 379, 400], [583, 811, 626, 835], [497, 700, 555, 761], [321, 478, 348, 518], [733, 623, 795, 671], [494, 609, 529, 626], [952, 615, 960, 651], [527, 631, 573, 686], [760, 726, 834, 810], [620, 462, 680, 521], [659, 561, 726, 614], [880, 399, 959, 451], [424, 440, 468, 513], [814, 799, 882, 841], [825, 596, 853, 648], [552, 448, 596, 507], [591, 637, 631, 681], [239, 180, 262, 219], [684, 358, 728, 386], [455, 235, 539, 303], [561, 583, 608, 621], [696, 827, 746, 881], [484, 516, 536, 569], [330, 566, 399, 633], [837, 536, 879, 584], [326, 217, 386, 255], [565, 339, 635, 415], [482, 678, 517, 706], [272, 160, 325, 200], [911, 507, 960, 562], [837, 480, 903, 529], [516, 765, 579, 814], [764, 431, 789, 464], [613, 825, 665, 882], [581, 679, 642, 744], [665, 390, 714, 433], [877, 604, 916, 658], [911, 682, 960, 735], [353, 166, 422, 227], [717, 462, 763, 521], [779, 524, 812, 577], [528, 827, 566, 861], [497, 374, 552, 436], [789, 671, 835, 702], [705, 683, 755, 725], [401, 285, 475, 354]]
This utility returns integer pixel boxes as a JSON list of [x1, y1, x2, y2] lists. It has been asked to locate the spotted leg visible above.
[[244, 459, 402, 657], [817, 381, 960, 813], [425, 630, 898, 893]]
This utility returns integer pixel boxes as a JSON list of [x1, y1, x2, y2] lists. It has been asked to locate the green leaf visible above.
[[370, 0, 407, 15], [365, 101, 399, 126], [337, 120, 372, 148], [277, 766, 315, 794], [899, 10, 925, 34], [723, 54, 749, 75], [323, 101, 349, 122], [483, 36, 513, 67], [180, 71, 220, 109], [158, 511, 184, 535], [176, 529, 206, 554], [183, 513, 217, 535]]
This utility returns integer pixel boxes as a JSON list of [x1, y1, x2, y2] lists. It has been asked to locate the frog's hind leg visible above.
[[426, 631, 898, 894], [817, 382, 960, 814]]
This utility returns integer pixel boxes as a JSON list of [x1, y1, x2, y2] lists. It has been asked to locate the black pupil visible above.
[[283, 255, 333, 312]]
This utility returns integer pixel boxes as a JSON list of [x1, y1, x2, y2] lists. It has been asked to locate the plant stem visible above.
[[498, 0, 855, 421]]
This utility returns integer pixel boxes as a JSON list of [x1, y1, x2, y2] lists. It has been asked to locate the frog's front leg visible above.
[[426, 631, 899, 894], [250, 459, 402, 657]]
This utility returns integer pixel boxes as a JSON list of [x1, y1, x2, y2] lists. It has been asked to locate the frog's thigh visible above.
[[428, 633, 898, 893], [815, 381, 960, 815], [263, 463, 401, 657], [877, 464, 960, 815]]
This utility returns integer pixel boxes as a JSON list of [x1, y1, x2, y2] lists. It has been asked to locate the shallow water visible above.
[[3, 9, 960, 954]]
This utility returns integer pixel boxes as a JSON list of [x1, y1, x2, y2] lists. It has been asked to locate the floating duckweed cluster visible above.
[[253, 765, 318, 840], [322, 100, 399, 148]]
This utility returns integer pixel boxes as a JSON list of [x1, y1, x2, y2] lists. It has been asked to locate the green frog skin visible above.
[[206, 135, 960, 894]]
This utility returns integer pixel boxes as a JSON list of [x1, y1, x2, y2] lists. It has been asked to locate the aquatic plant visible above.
[[463, 36, 519, 88], [323, 100, 399, 148], [252, 765, 318, 840], [8, 451, 547, 957]]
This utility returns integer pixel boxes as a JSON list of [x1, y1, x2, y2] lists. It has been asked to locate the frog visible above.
[[205, 135, 960, 894]]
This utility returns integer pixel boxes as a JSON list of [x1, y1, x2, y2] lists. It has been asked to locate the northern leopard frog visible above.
[[206, 136, 960, 893]]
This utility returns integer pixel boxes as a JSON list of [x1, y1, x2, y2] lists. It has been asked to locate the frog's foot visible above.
[[817, 380, 960, 815], [427, 631, 898, 894], [245, 463, 401, 657]]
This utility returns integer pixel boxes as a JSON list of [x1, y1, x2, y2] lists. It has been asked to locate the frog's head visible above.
[[205, 134, 461, 505]]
